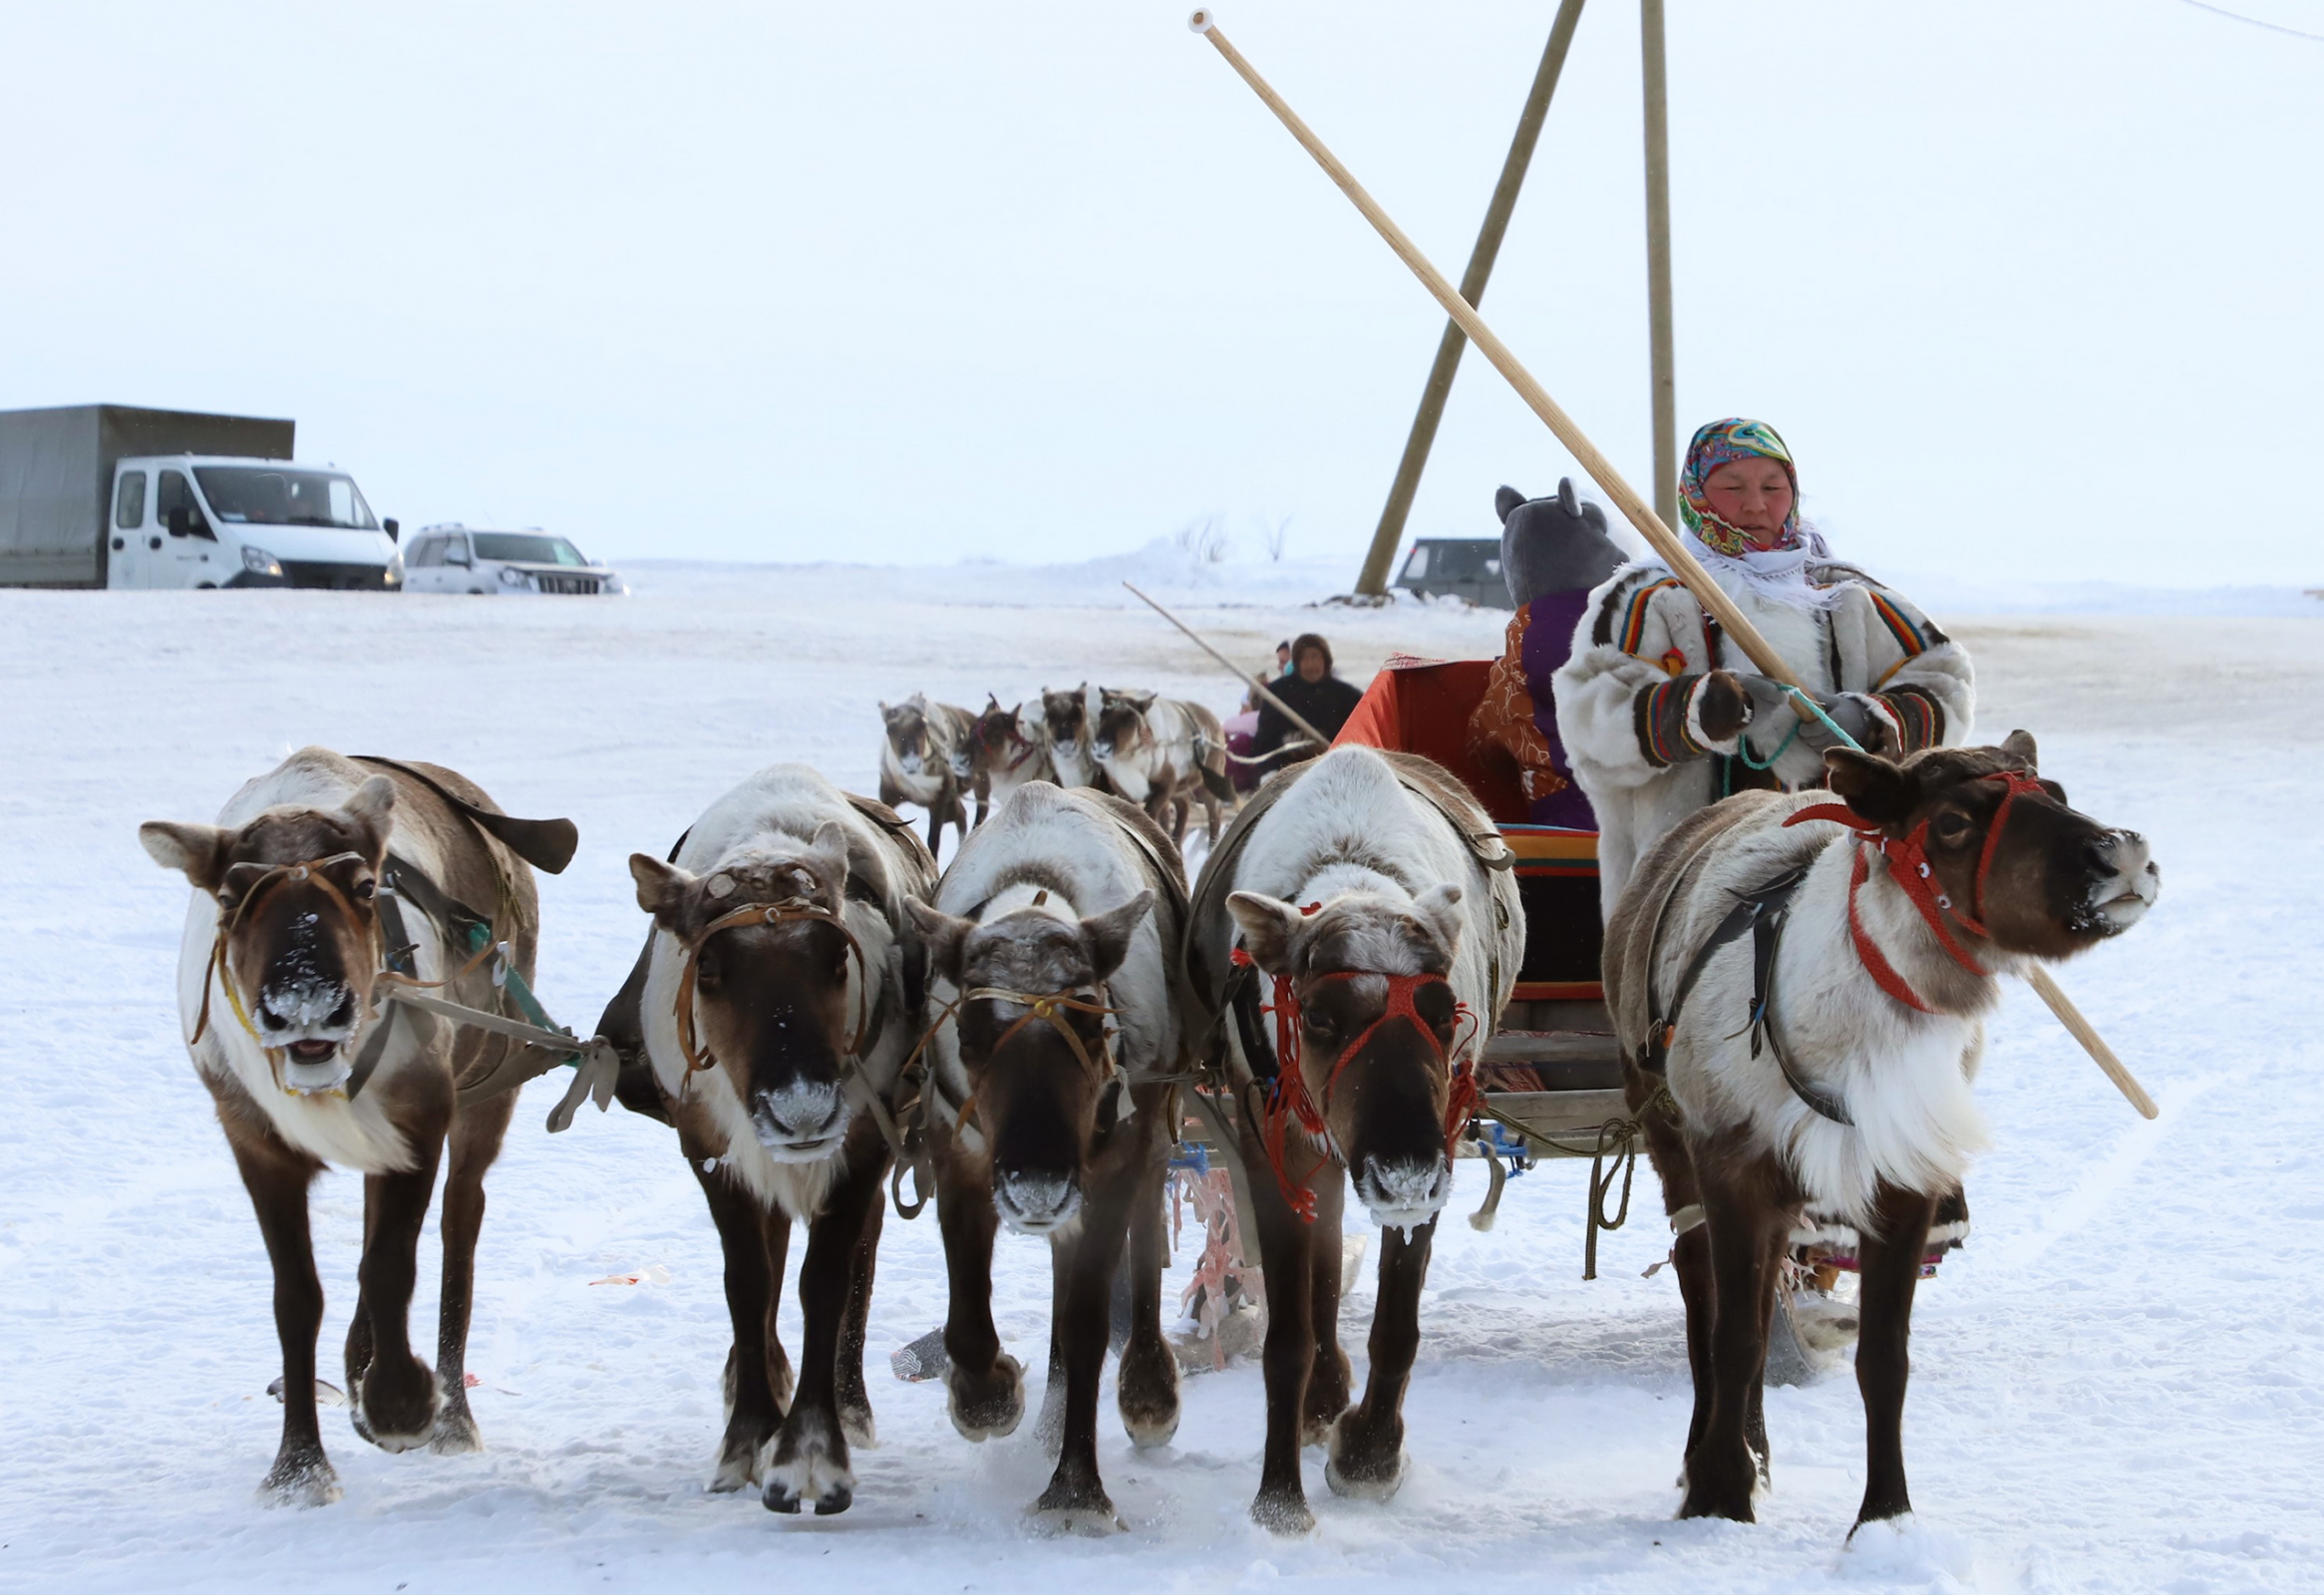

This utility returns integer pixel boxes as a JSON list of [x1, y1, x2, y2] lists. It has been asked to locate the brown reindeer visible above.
[[617, 763, 935, 1514], [878, 695, 974, 861], [1091, 688, 1234, 844], [1607, 735, 2159, 1533], [965, 696, 1055, 826], [1040, 685, 1105, 792], [1185, 747, 1522, 1533], [904, 781, 1187, 1532], [139, 748, 568, 1504]]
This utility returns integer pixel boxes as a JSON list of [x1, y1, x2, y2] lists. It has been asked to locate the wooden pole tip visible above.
[[1187, 9, 1215, 33]]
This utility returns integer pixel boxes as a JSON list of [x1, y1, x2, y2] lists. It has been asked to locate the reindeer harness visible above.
[[1233, 933, 1483, 1223], [192, 846, 614, 1126]]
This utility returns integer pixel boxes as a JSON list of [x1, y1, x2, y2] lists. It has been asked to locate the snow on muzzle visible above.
[[2085, 828, 2160, 935], [1353, 1151, 1452, 1231], [993, 1165, 1082, 1235], [750, 1080, 849, 1160], [257, 961, 360, 1091]]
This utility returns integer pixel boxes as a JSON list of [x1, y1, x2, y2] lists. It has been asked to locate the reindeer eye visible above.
[[353, 877, 376, 901], [697, 952, 724, 990], [1934, 811, 1972, 842]]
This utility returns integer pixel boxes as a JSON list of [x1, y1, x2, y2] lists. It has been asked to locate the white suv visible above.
[[401, 525, 624, 596]]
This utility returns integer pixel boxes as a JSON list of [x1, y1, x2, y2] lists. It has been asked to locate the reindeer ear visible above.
[[1080, 889, 1155, 982], [904, 898, 974, 987], [140, 820, 233, 891], [1131, 691, 1157, 712], [1495, 485, 1525, 521], [805, 820, 852, 901], [339, 775, 397, 861], [1410, 882, 1466, 962], [1824, 748, 1916, 826], [1226, 890, 1305, 977], [2000, 730, 2039, 774], [630, 853, 704, 935]]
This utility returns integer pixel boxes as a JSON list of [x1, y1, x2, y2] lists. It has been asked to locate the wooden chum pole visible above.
[[1184, 9, 2157, 1120], [1354, 0, 1589, 597]]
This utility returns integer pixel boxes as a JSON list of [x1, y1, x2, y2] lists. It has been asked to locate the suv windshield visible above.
[[471, 533, 588, 566], [193, 467, 377, 529]]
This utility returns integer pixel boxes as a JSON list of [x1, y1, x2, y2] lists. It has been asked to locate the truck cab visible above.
[[105, 456, 400, 589]]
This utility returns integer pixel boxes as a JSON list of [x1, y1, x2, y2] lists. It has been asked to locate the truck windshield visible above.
[[471, 533, 588, 566], [193, 468, 378, 529]]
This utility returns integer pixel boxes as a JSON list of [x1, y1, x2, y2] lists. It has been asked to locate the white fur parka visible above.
[[1553, 561, 1973, 917]]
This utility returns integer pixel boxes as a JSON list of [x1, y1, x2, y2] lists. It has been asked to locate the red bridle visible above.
[[1785, 770, 2051, 1014], [1231, 946, 1481, 1223]]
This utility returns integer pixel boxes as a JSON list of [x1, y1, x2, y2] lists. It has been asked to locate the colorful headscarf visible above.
[[1678, 418, 1799, 557]]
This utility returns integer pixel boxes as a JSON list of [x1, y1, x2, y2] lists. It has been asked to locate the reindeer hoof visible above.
[[429, 1406, 484, 1455], [839, 1403, 878, 1450], [763, 1437, 856, 1516], [1029, 1501, 1127, 1536], [1118, 1338, 1182, 1449], [764, 1482, 803, 1514], [944, 1353, 1025, 1441], [259, 1450, 340, 1508], [1249, 1488, 1317, 1536], [814, 1482, 854, 1516], [1324, 1412, 1407, 1501], [353, 1359, 441, 1453]]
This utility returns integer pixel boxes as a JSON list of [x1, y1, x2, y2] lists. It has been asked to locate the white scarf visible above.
[[1684, 522, 1844, 612]]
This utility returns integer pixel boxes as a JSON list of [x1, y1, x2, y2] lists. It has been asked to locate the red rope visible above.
[[1233, 944, 1479, 1224], [1786, 770, 2048, 1013]]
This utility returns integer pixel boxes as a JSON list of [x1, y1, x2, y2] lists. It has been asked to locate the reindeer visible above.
[[904, 781, 1187, 1532], [618, 766, 936, 1514], [138, 748, 572, 1505], [1091, 688, 1235, 844], [1184, 746, 1522, 1533], [964, 696, 1055, 826], [878, 695, 975, 861], [1606, 735, 2159, 1533], [1039, 684, 1105, 791]]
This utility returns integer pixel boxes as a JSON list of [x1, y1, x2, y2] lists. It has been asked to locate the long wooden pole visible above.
[[1353, 0, 1590, 598], [1639, 0, 1678, 525], [1123, 581, 1333, 750], [1185, 9, 2157, 1121]]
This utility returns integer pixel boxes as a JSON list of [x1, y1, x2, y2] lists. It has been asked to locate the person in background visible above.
[[1250, 632, 1365, 763], [1242, 640, 1296, 713], [1553, 418, 1972, 915]]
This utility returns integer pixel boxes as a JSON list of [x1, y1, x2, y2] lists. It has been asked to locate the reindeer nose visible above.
[[752, 1081, 843, 1144], [994, 1166, 1080, 1230], [259, 977, 353, 1033]]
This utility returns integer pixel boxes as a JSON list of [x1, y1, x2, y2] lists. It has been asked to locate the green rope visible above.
[[457, 921, 580, 1065], [1737, 714, 1802, 771], [1783, 687, 1866, 755]]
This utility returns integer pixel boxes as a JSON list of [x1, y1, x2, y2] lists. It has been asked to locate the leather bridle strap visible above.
[[673, 898, 872, 1076], [191, 851, 374, 1052]]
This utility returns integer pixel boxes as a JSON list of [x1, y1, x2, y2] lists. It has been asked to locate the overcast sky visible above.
[[2, 1, 2316, 587]]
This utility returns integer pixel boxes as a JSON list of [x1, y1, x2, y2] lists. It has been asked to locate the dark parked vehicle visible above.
[[1392, 536, 1512, 609]]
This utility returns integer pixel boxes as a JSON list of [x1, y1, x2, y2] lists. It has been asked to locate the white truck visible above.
[[0, 404, 401, 589]]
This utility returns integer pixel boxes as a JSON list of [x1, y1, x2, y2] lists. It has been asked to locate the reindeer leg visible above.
[[347, 1122, 450, 1452], [937, 1142, 1022, 1440], [1302, 1167, 1352, 1443], [1679, 1165, 1783, 1522], [1327, 1212, 1433, 1502], [1032, 1158, 1139, 1531], [1117, 1103, 1182, 1448], [1034, 1239, 1071, 1456], [1238, 1116, 1320, 1534], [1639, 1111, 1715, 1479], [226, 1124, 336, 1505], [764, 1209, 795, 1416], [763, 1130, 887, 1516], [689, 1144, 784, 1490], [429, 1085, 515, 1454], [835, 1189, 879, 1448], [1851, 1183, 1937, 1534]]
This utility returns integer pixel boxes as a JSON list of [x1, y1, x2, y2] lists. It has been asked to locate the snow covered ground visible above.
[[3, 552, 2319, 1594]]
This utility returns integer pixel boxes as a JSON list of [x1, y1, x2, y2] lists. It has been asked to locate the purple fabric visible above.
[[1518, 588, 1598, 829]]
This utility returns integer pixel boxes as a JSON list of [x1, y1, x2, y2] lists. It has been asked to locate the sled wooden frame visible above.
[[1186, 9, 2157, 1121]]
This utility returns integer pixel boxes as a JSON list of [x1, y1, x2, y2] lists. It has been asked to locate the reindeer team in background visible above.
[[900, 682, 1241, 846]]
